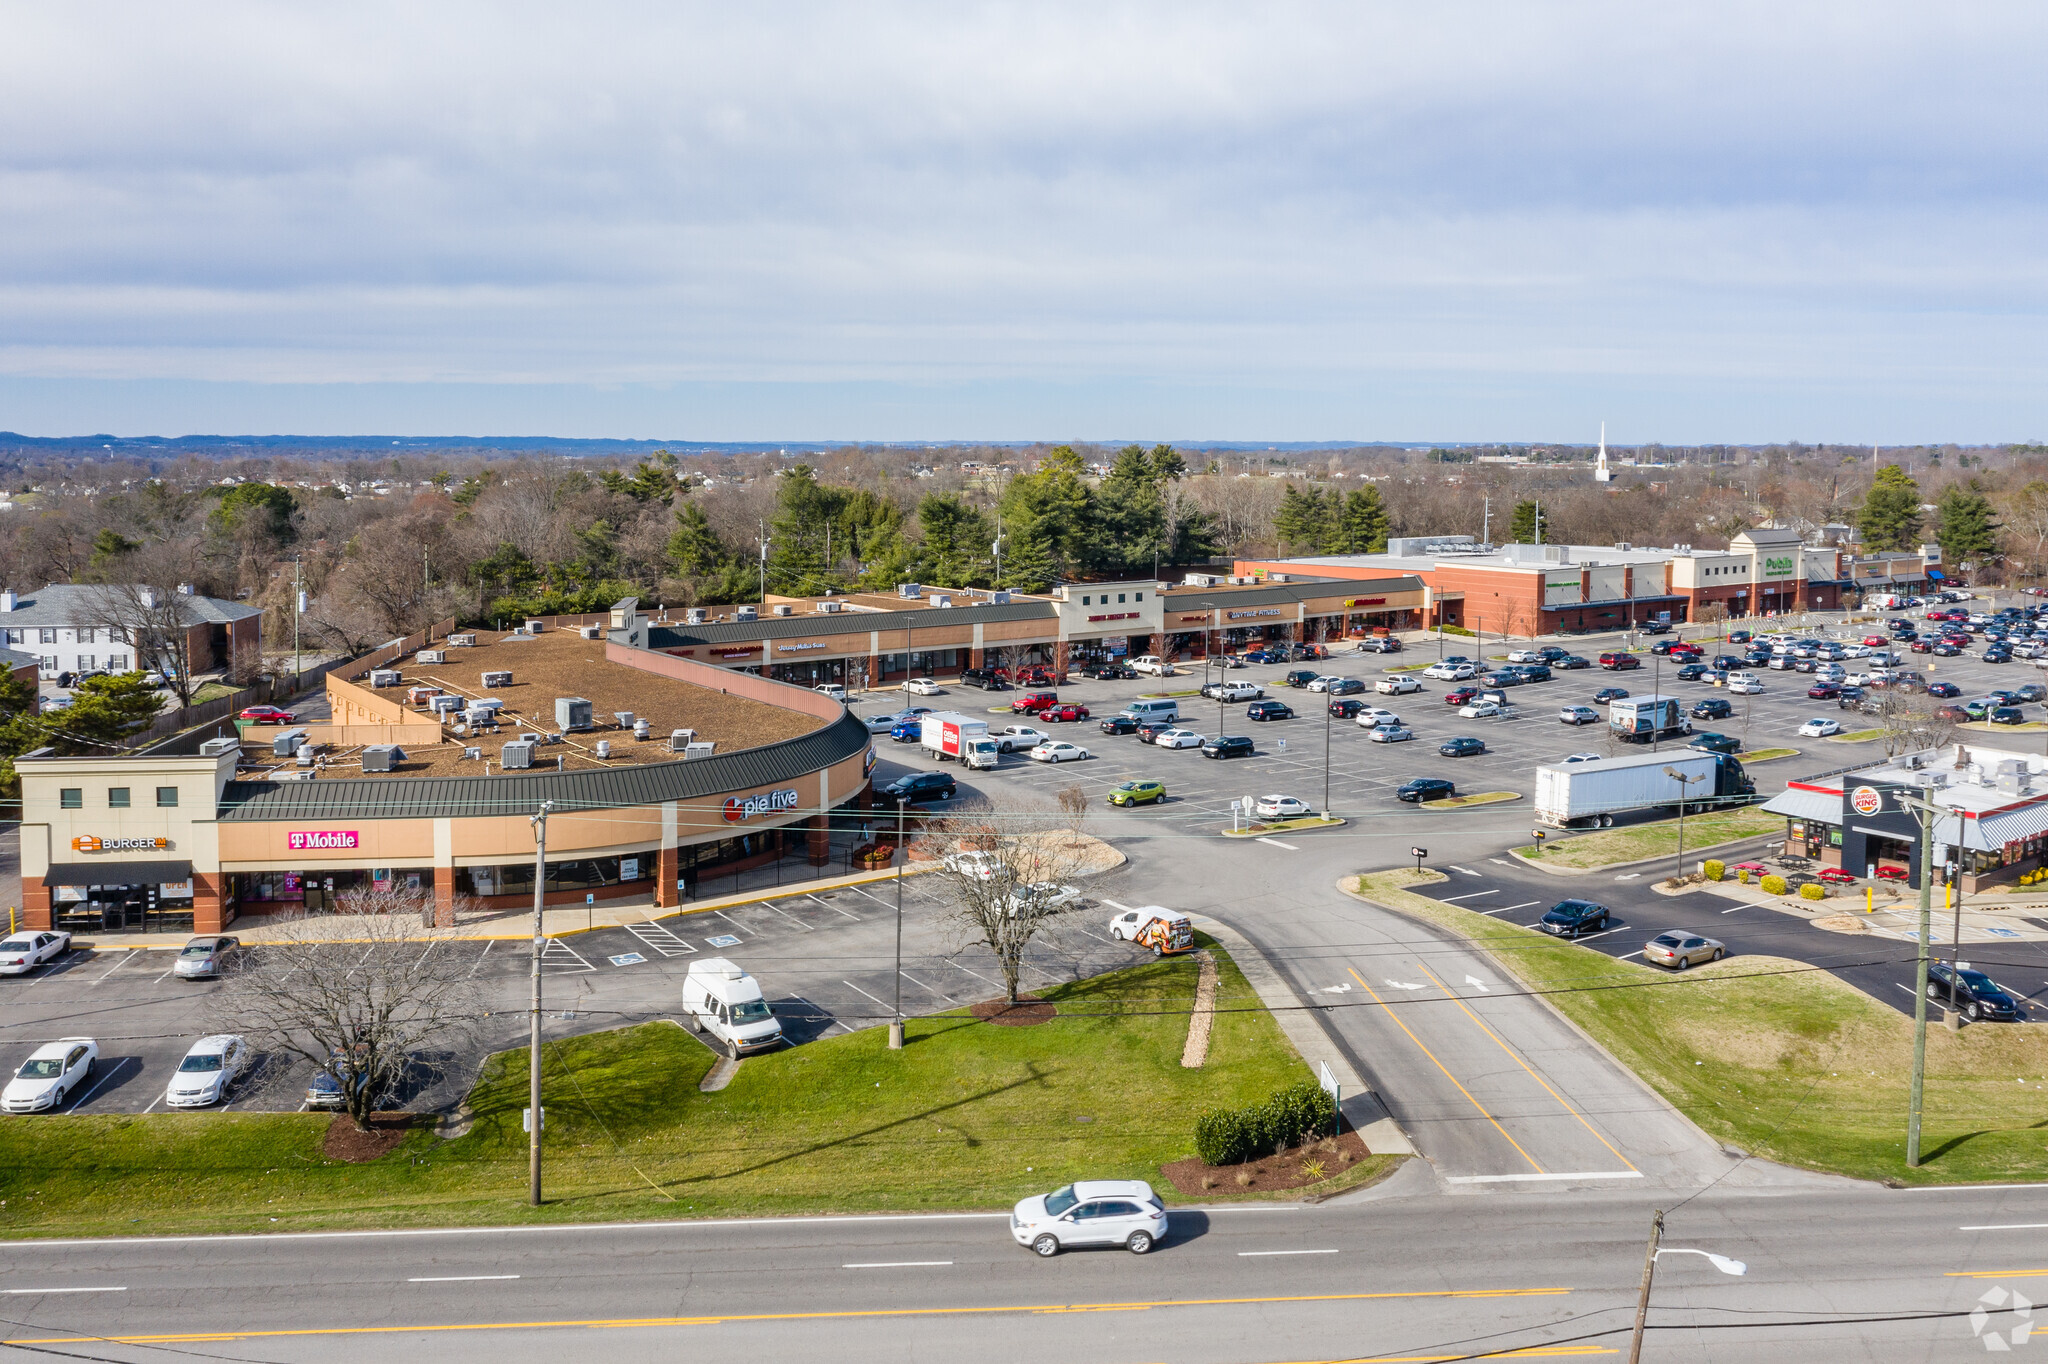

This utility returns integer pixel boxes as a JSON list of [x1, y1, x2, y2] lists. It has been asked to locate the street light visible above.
[[1662, 765, 1706, 880], [1890, 786, 1948, 1167]]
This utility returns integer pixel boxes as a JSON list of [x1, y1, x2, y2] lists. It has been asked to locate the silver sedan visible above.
[[1644, 931, 1725, 970]]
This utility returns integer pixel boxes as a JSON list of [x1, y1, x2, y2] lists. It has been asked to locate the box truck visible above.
[[919, 711, 999, 769], [1607, 694, 1692, 744], [1533, 749, 1755, 829]]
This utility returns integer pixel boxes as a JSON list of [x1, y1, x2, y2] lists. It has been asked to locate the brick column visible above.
[[433, 867, 456, 928], [807, 815, 831, 867], [22, 881, 52, 931], [192, 872, 229, 934], [968, 647, 985, 669], [656, 844, 680, 908]]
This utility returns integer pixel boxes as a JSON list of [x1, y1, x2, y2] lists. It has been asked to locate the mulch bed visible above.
[[1159, 1130, 1373, 1197], [322, 1114, 414, 1163], [971, 994, 1058, 1026]]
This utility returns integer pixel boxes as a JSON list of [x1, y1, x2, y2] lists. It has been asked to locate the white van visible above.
[[680, 959, 785, 1058], [1120, 698, 1180, 724]]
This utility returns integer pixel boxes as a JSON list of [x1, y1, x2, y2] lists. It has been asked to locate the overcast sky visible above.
[[4, 3, 2045, 443]]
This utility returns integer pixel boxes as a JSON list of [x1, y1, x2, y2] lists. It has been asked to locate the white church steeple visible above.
[[1593, 422, 1614, 483]]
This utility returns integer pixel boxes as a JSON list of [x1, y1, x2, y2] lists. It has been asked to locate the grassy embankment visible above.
[[0, 939, 1394, 1238], [1513, 804, 1780, 869], [1353, 868, 2048, 1185]]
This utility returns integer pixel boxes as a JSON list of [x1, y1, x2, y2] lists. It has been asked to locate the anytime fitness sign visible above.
[[288, 830, 360, 851], [723, 789, 800, 823]]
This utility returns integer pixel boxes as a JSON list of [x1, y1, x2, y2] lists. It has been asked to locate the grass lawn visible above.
[[0, 938, 1374, 1239], [1736, 747, 1799, 763], [1420, 791, 1521, 810], [1352, 869, 2048, 1185], [1513, 804, 1779, 869], [1827, 728, 1886, 743], [190, 681, 240, 704]]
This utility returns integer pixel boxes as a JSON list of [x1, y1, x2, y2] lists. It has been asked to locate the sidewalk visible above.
[[1661, 875, 2048, 944]]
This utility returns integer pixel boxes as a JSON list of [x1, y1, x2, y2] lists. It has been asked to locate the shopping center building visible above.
[[15, 603, 874, 935]]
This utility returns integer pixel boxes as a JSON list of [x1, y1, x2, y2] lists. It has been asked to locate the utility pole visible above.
[[292, 556, 303, 694], [528, 799, 552, 1205], [1947, 859, 1964, 1032], [1482, 496, 1491, 546], [1627, 1209, 1665, 1364], [758, 520, 769, 605], [889, 795, 905, 1049], [992, 515, 1004, 589], [1322, 694, 1333, 816], [1897, 791, 1939, 1166]]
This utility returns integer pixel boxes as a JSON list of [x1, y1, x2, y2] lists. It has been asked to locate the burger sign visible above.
[[723, 788, 801, 823], [1850, 786, 1884, 817]]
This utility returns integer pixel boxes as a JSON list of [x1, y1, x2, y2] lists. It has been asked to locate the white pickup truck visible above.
[[1129, 656, 1176, 676]]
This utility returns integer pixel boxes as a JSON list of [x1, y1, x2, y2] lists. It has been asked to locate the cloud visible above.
[[1, 2, 2044, 438]]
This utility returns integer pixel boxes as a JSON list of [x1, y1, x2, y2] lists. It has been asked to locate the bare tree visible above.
[[1055, 785, 1092, 849], [84, 577, 209, 705], [1872, 689, 1959, 758], [209, 897, 483, 1132], [933, 804, 1087, 1004]]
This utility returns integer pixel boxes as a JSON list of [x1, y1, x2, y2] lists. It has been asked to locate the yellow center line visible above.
[[3, 1286, 1573, 1346], [1347, 966, 1545, 1173], [1409, 961, 1637, 1174], [1948, 1268, 2048, 1278], [1265, 1351, 1614, 1363]]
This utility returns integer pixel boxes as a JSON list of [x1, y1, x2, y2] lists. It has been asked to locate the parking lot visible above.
[[0, 876, 1150, 1116]]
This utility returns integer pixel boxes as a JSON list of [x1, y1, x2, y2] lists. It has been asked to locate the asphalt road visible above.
[[4, 1174, 2045, 1360]]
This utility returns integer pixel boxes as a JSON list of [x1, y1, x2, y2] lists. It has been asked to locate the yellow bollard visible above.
[[1866, 885, 1874, 914]]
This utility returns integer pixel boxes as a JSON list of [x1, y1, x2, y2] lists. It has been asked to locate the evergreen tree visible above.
[[1273, 484, 1327, 553], [1507, 499, 1541, 544], [1147, 444, 1187, 482], [666, 501, 726, 578], [1856, 464, 1923, 551], [997, 446, 1095, 583], [915, 494, 995, 585], [1934, 483, 2001, 565], [1333, 486, 1392, 553]]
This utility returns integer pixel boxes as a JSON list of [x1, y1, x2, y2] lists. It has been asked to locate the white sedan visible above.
[[1007, 882, 1081, 914], [1367, 724, 1415, 743], [1376, 676, 1422, 695], [1798, 717, 1843, 738], [902, 677, 944, 696], [1423, 662, 1476, 681], [1505, 648, 1546, 663], [1154, 728, 1205, 749], [1254, 794, 1314, 818], [1727, 678, 1766, 695], [165, 1034, 251, 1109], [1, 1037, 98, 1114], [1030, 741, 1090, 763], [0, 931, 71, 976], [1457, 700, 1503, 718], [1304, 675, 1343, 693], [1355, 707, 1401, 726], [1840, 643, 1872, 658]]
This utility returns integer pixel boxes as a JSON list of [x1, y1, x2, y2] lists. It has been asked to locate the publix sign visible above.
[[723, 789, 800, 823], [1763, 556, 1795, 577]]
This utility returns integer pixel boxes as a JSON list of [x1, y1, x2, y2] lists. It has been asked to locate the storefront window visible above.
[[458, 854, 652, 897]]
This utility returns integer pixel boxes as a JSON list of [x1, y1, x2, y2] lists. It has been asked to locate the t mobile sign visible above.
[[288, 830, 360, 851]]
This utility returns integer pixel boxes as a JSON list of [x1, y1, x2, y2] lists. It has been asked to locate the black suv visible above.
[[1098, 714, 1139, 735], [1927, 962, 2020, 1021], [1691, 697, 1733, 720], [960, 668, 1011, 690], [876, 771, 958, 808], [1540, 899, 1612, 937], [1077, 662, 1136, 681], [1395, 778, 1455, 803], [1202, 735, 1255, 759], [1283, 669, 1320, 688], [1246, 700, 1295, 721]]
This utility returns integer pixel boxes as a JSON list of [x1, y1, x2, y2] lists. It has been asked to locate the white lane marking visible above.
[[1440, 891, 1498, 903], [1100, 898, 1133, 913], [1238, 1249, 1340, 1257], [1382, 979, 1426, 991], [1475, 906, 1516, 915], [1616, 950, 1646, 961], [1444, 1171, 1645, 1184], [949, 961, 1004, 989], [1489, 858, 1512, 865], [408, 1275, 521, 1282], [1464, 975, 1491, 992], [1500, 900, 1542, 912], [844, 1261, 953, 1269], [468, 940, 494, 975], [91, 951, 141, 984], [66, 1058, 131, 1112], [0, 1287, 127, 1295], [141, 1093, 163, 1114], [807, 894, 861, 921], [840, 979, 890, 1009], [754, 901, 815, 933], [1614, 873, 1642, 881], [899, 970, 953, 1000], [1960, 1223, 2048, 1230], [1578, 927, 1629, 942], [1450, 866, 1479, 876], [846, 885, 897, 911], [1721, 905, 1746, 913], [1255, 838, 1299, 849]]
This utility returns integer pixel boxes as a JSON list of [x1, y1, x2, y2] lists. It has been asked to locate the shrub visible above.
[[1702, 859, 1725, 881], [1761, 874, 1787, 895], [1799, 882, 1826, 901], [1194, 1108, 1252, 1166]]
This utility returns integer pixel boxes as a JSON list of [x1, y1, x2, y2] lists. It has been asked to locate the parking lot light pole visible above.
[[889, 797, 905, 1050], [1323, 698, 1333, 816], [528, 798, 552, 1207], [1894, 790, 1942, 1166], [1662, 766, 1705, 880]]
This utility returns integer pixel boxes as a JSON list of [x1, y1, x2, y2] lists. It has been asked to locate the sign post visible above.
[[1411, 846, 1427, 874]]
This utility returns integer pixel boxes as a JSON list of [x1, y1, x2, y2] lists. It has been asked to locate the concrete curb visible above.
[[1218, 817, 1347, 839], [1505, 830, 1783, 878], [1185, 912, 1415, 1157]]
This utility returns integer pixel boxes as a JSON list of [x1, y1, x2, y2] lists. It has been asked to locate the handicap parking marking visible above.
[[706, 934, 742, 948], [540, 938, 597, 974], [623, 921, 698, 957], [608, 952, 648, 968]]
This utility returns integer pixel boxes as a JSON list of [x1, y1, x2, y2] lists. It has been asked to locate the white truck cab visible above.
[[681, 959, 785, 1058]]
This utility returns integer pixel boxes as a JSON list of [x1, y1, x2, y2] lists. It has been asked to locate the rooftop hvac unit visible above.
[[448, 633, 478, 646], [633, 719, 651, 741], [773, 604, 794, 616], [735, 606, 758, 622], [482, 670, 513, 688], [685, 608, 707, 624], [296, 746, 318, 767], [668, 727, 698, 752], [464, 706, 497, 727], [407, 686, 440, 706], [272, 728, 308, 757], [463, 746, 482, 761], [416, 650, 446, 664], [682, 741, 716, 760], [899, 583, 922, 598], [932, 594, 953, 608], [613, 711, 635, 728], [579, 624, 602, 639], [594, 739, 611, 759], [818, 600, 841, 613], [369, 669, 402, 688], [554, 697, 593, 731], [273, 769, 317, 783], [501, 739, 536, 770], [991, 590, 1011, 604], [362, 744, 406, 772], [199, 737, 239, 757], [430, 694, 464, 714], [524, 619, 546, 633]]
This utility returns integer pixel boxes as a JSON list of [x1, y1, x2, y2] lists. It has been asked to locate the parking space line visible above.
[[66, 1056, 134, 1112], [712, 911, 756, 938], [91, 950, 143, 984], [948, 961, 1003, 990], [1616, 951, 1645, 961], [898, 970, 954, 1000], [752, 901, 815, 932], [468, 940, 494, 975], [1255, 838, 1299, 850], [1441, 891, 1499, 903], [1577, 927, 1629, 942], [840, 979, 891, 1009], [807, 894, 861, 921]]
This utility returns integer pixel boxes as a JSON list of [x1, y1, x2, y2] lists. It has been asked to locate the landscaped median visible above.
[[1419, 791, 1520, 810], [1826, 728, 1886, 744], [0, 937, 1397, 1238], [1735, 746, 1798, 763], [1512, 804, 1779, 870], [1221, 815, 1346, 838], [1348, 867, 2048, 1185]]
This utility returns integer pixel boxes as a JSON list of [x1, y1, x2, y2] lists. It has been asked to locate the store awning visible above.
[[1974, 802, 2048, 851], [1927, 569, 1946, 581], [42, 860, 191, 888], [1760, 787, 1843, 824]]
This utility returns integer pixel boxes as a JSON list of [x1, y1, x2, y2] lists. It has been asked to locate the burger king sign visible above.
[[724, 789, 801, 823], [1850, 786, 1884, 817]]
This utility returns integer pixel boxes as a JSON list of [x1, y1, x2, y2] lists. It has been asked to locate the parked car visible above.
[[1355, 636, 1403, 653], [1539, 899, 1611, 937], [1107, 780, 1166, 807], [1439, 736, 1486, 756], [1644, 931, 1725, 970], [1675, 663, 1708, 681], [1559, 705, 1600, 725], [1444, 685, 1480, 706], [1798, 717, 1842, 738], [1806, 682, 1841, 700], [1073, 662, 1133, 681], [173, 935, 241, 981], [943, 850, 1004, 880], [1375, 675, 1423, 695], [1728, 677, 1766, 695], [1355, 706, 1402, 726], [1556, 654, 1591, 670], [1457, 700, 1504, 718], [1423, 662, 1476, 681], [1691, 698, 1734, 719], [1254, 794, 1313, 819], [1561, 751, 1603, 763], [238, 705, 296, 724], [1598, 653, 1641, 671], [1327, 698, 1367, 718], [1688, 731, 1742, 754], [877, 771, 959, 806], [1368, 724, 1416, 743], [1926, 962, 2022, 1021], [1030, 740, 1090, 762], [1202, 681, 1264, 702], [1038, 703, 1091, 723], [1282, 669, 1320, 689], [0, 931, 71, 976], [1303, 675, 1341, 693], [165, 1034, 251, 1108], [1011, 1180, 1168, 1256], [900, 677, 941, 696], [959, 667, 1009, 690], [1990, 707, 2027, 726], [1593, 687, 1630, 704], [1099, 714, 1139, 735], [1007, 882, 1082, 915], [1, 1038, 98, 1115], [1129, 657, 1175, 676], [1395, 777, 1455, 802], [1202, 735, 1255, 759], [1154, 728, 1204, 749], [1012, 691, 1060, 715], [1134, 719, 1174, 743], [1325, 677, 1367, 696], [1246, 700, 1295, 721]]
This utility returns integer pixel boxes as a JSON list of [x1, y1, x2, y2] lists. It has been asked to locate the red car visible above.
[[1011, 691, 1059, 714], [238, 705, 296, 724], [1861, 635, 1888, 647], [1038, 703, 1090, 723], [1668, 642, 1703, 658], [1817, 868, 1858, 885], [1011, 665, 1059, 686], [1445, 685, 1480, 705]]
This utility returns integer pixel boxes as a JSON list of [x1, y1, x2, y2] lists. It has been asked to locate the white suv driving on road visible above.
[[1011, 1180, 1168, 1256]]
